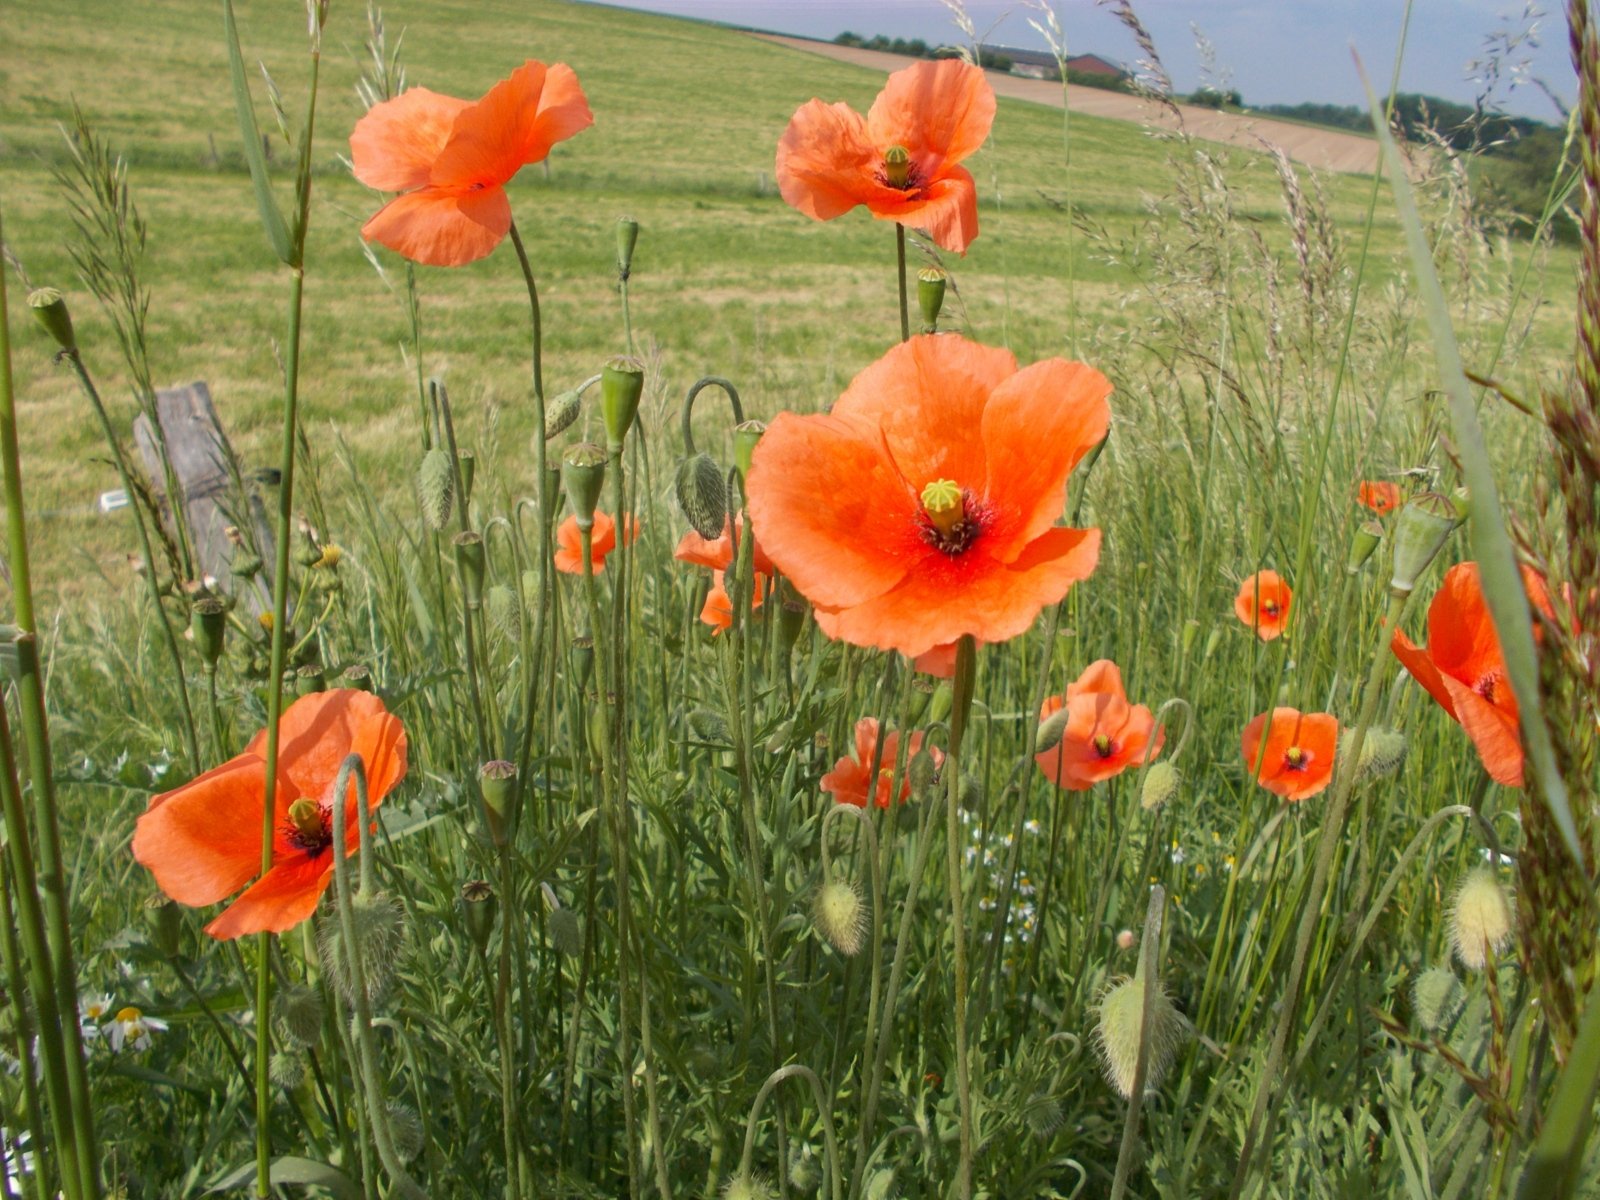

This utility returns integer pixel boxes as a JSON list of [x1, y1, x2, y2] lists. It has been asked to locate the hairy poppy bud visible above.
[[417, 447, 455, 531], [485, 585, 519, 641], [543, 883, 584, 957], [1035, 705, 1072, 754], [27, 288, 76, 354], [191, 598, 228, 667], [562, 443, 609, 531], [616, 216, 640, 280], [143, 893, 181, 959], [601, 356, 645, 450], [387, 1103, 424, 1163], [452, 530, 485, 609], [1140, 761, 1180, 811], [1450, 867, 1513, 970], [723, 1173, 777, 1200], [1095, 975, 1185, 1098], [675, 452, 727, 540], [788, 1145, 824, 1194], [733, 419, 766, 478], [461, 880, 496, 952], [917, 266, 947, 333], [1340, 726, 1408, 781], [544, 388, 583, 440], [908, 746, 939, 793], [814, 878, 866, 956], [278, 984, 325, 1049], [778, 596, 808, 656], [1413, 966, 1464, 1032], [479, 759, 518, 847], [269, 1051, 307, 1090], [927, 681, 953, 727], [1390, 492, 1459, 594], [1346, 519, 1383, 574], [320, 890, 405, 1005]]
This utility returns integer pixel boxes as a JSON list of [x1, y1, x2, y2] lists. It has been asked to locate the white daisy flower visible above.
[[104, 1006, 167, 1053]]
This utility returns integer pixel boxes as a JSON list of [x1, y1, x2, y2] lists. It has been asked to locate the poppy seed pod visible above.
[[917, 266, 947, 333], [452, 531, 486, 609], [294, 664, 326, 697], [544, 387, 584, 440], [616, 216, 640, 280], [814, 878, 867, 956], [1346, 519, 1383, 574], [460, 880, 497, 952], [27, 288, 76, 354], [733, 419, 766, 478], [478, 759, 518, 846], [341, 664, 373, 692], [143, 893, 182, 959], [562, 443, 609, 531], [601, 356, 645, 449], [1450, 867, 1513, 970], [1390, 492, 1460, 594], [1413, 966, 1465, 1032], [457, 450, 476, 508], [417, 447, 455, 531], [191, 598, 228, 667], [675, 452, 728, 540]]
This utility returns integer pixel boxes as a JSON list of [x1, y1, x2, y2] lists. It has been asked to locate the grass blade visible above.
[[221, 0, 292, 263]]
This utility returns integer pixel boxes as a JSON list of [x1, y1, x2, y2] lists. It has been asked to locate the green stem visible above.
[[946, 635, 976, 1199], [0, 840, 56, 1200], [895, 224, 910, 342], [736, 1065, 843, 1200], [1109, 886, 1167, 1200]]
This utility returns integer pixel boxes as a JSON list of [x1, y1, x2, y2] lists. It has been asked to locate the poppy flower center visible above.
[[918, 479, 984, 555], [1284, 746, 1310, 771], [1475, 671, 1501, 703], [1262, 601, 1279, 617], [284, 798, 333, 856], [881, 144, 918, 191], [1093, 733, 1115, 759]]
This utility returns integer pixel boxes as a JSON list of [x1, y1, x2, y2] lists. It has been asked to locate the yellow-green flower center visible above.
[[1093, 734, 1114, 758], [883, 144, 912, 189], [1285, 746, 1306, 769], [921, 479, 963, 537]]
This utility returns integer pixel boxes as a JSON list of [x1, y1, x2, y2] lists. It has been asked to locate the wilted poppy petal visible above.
[[1442, 676, 1524, 787], [351, 87, 471, 193], [431, 61, 593, 188], [203, 854, 332, 940], [982, 358, 1111, 559], [133, 759, 268, 907], [866, 58, 996, 174], [876, 167, 980, 254], [361, 185, 513, 267], [776, 100, 879, 221]]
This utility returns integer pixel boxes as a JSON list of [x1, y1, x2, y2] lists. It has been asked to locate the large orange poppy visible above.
[[822, 718, 941, 808], [776, 58, 996, 254], [351, 61, 593, 266], [1390, 561, 1551, 787], [1034, 660, 1164, 791], [132, 690, 408, 939], [555, 511, 639, 575], [1240, 707, 1338, 801], [1234, 570, 1293, 641], [747, 335, 1109, 659]]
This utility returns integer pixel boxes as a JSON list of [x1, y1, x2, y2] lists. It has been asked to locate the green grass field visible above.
[[0, 1, 1594, 1197]]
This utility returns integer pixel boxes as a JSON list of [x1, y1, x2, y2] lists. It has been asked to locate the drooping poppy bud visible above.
[[813, 878, 866, 956], [143, 893, 181, 959], [1412, 966, 1464, 1032], [1449, 867, 1513, 970], [544, 388, 584, 440], [676, 452, 727, 540], [417, 447, 454, 531], [1095, 974, 1185, 1099]]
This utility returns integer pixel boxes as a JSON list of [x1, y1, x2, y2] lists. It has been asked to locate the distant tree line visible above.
[[833, 32, 1011, 73]]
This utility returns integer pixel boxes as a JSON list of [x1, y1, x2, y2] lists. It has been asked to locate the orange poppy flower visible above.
[[351, 61, 593, 266], [132, 690, 408, 939], [747, 335, 1109, 659], [674, 517, 775, 578], [1240, 708, 1338, 801], [1034, 660, 1164, 791], [1358, 480, 1401, 515], [1234, 570, 1293, 641], [1390, 561, 1551, 787], [699, 569, 770, 635], [822, 718, 941, 808], [555, 511, 639, 575], [776, 58, 996, 254]]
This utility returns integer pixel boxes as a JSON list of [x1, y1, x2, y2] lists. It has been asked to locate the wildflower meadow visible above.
[[1, 0, 1598, 1196]]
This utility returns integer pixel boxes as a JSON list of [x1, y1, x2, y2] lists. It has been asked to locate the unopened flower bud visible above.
[[1140, 761, 1180, 811], [562, 443, 609, 530], [1346, 519, 1383, 574], [601, 356, 645, 450], [486, 585, 519, 640], [269, 1051, 307, 1090], [1095, 975, 1186, 1098], [927, 681, 953, 726], [143, 893, 181, 959], [814, 879, 866, 956], [723, 1173, 777, 1200], [1340, 726, 1408, 781], [544, 388, 583, 440], [1390, 492, 1460, 594], [548, 906, 583, 958], [417, 447, 454, 531], [788, 1145, 824, 1195], [478, 759, 518, 847], [908, 746, 939, 793], [917, 266, 947, 333], [191, 598, 228, 667], [675, 452, 727, 539], [778, 597, 808, 656], [460, 880, 497, 952], [616, 216, 640, 280], [570, 635, 595, 692], [232, 551, 264, 579], [27, 288, 76, 354], [278, 983, 325, 1048], [733, 419, 766, 478], [1450, 867, 1513, 970], [387, 1103, 424, 1163], [452, 531, 485, 609], [1413, 966, 1464, 1032], [319, 891, 405, 1005], [1035, 706, 1072, 754]]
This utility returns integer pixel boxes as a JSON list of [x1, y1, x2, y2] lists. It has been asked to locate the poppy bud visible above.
[[278, 983, 325, 1049], [733, 419, 766, 478], [928, 681, 954, 726], [27, 288, 76, 354], [1413, 966, 1465, 1032], [341, 664, 373, 692], [1035, 706, 1072, 754], [232, 551, 264, 579], [570, 635, 595, 692], [460, 880, 497, 952], [917, 266, 947, 333], [1346, 519, 1383, 574], [544, 388, 584, 440], [723, 1173, 777, 1200], [452, 531, 485, 609], [1023, 1093, 1066, 1139], [788, 1144, 824, 1194], [479, 759, 518, 847], [601, 356, 646, 450], [908, 746, 940, 793], [143, 893, 182, 959], [675, 452, 727, 540], [1340, 726, 1408, 781], [778, 597, 808, 656], [387, 1103, 424, 1163], [1449, 867, 1513, 970], [1140, 761, 1180, 811], [543, 885, 583, 957], [417, 447, 455, 531], [294, 531, 322, 569], [688, 708, 732, 746], [457, 450, 476, 509], [1095, 974, 1185, 1099], [1390, 492, 1459, 594], [191, 598, 228, 667], [320, 891, 405, 1005], [616, 215, 640, 280], [486, 584, 519, 640], [269, 1051, 307, 1090], [814, 878, 866, 956], [562, 443, 609, 531]]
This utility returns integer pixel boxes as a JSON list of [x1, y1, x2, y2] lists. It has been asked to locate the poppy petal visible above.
[[749, 411, 927, 610], [1391, 628, 1458, 719], [250, 690, 402, 818], [776, 100, 880, 222], [431, 61, 592, 189], [361, 185, 513, 267], [1442, 677, 1525, 786], [866, 59, 996, 174], [132, 758, 267, 907], [874, 167, 980, 255], [203, 854, 333, 940], [981, 357, 1111, 560], [350, 87, 471, 193], [1427, 563, 1503, 683]]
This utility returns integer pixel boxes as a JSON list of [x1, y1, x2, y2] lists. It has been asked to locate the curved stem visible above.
[[679, 376, 744, 457], [737, 1065, 843, 1200]]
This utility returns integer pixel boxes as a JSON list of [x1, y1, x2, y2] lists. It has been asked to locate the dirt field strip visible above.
[[754, 33, 1381, 176]]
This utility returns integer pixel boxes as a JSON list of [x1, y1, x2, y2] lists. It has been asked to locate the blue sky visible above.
[[588, 1, 1573, 121]]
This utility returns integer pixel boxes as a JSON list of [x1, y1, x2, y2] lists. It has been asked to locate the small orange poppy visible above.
[[911, 641, 959, 678], [132, 690, 408, 939], [776, 58, 996, 254], [1390, 561, 1551, 787], [699, 569, 770, 635], [1234, 570, 1293, 641], [1358, 480, 1401, 515], [1240, 707, 1338, 801], [747, 335, 1109, 659], [822, 717, 941, 808], [674, 517, 776, 578], [554, 511, 639, 575], [1034, 660, 1164, 791], [351, 61, 593, 266]]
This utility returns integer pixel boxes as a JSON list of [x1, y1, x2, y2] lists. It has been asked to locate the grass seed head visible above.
[[1450, 867, 1513, 970], [815, 879, 867, 956], [417, 447, 454, 531]]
